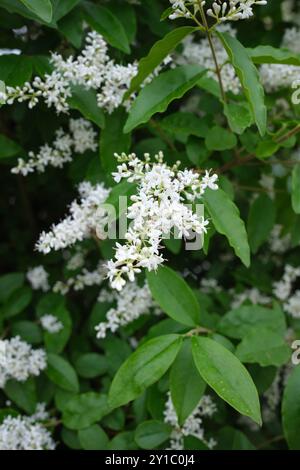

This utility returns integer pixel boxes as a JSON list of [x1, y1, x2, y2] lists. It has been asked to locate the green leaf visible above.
[[20, 0, 52, 22], [282, 366, 300, 449], [83, 2, 130, 54], [52, 0, 81, 22], [159, 112, 209, 142], [292, 164, 300, 214], [217, 32, 267, 136], [126, 26, 197, 97], [46, 353, 79, 393], [43, 307, 72, 354], [106, 2, 137, 44], [197, 75, 221, 99], [0, 273, 24, 303], [247, 194, 276, 253], [192, 336, 261, 425], [134, 420, 172, 449], [78, 424, 109, 450], [248, 45, 300, 66], [0, 55, 33, 87], [109, 334, 182, 409], [224, 102, 252, 135], [61, 427, 81, 450], [218, 304, 286, 340], [0, 80, 5, 105], [217, 426, 255, 450], [11, 320, 43, 344], [100, 109, 131, 180], [108, 431, 137, 451], [236, 327, 290, 367], [4, 286, 32, 318], [68, 86, 104, 128], [205, 126, 237, 151], [203, 188, 250, 267], [255, 140, 279, 158], [147, 266, 200, 327], [4, 378, 37, 414], [58, 7, 83, 48], [124, 65, 206, 133], [170, 340, 206, 425], [103, 180, 136, 223], [62, 393, 108, 430], [0, 134, 22, 159], [75, 353, 107, 379]]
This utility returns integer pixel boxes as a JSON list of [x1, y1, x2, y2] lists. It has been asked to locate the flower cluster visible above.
[[230, 287, 271, 309], [206, 1, 268, 22], [269, 224, 291, 254], [0, 404, 55, 450], [177, 24, 241, 94], [36, 181, 110, 254], [273, 265, 300, 318], [95, 281, 160, 338], [11, 118, 97, 176], [1, 31, 168, 115], [26, 265, 50, 292], [40, 315, 63, 334], [164, 392, 217, 450], [53, 262, 106, 295], [107, 151, 218, 290], [168, 1, 268, 22], [0, 336, 47, 388]]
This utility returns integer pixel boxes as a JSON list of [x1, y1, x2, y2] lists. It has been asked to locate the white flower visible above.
[[53, 262, 106, 294], [284, 290, 300, 319], [36, 182, 110, 253], [108, 151, 218, 290], [11, 118, 97, 176], [0, 336, 47, 388], [95, 281, 161, 338], [200, 278, 222, 293], [0, 404, 55, 450], [26, 266, 49, 291], [269, 224, 291, 254], [40, 315, 63, 334], [273, 265, 300, 317], [230, 287, 271, 309], [206, 1, 268, 22], [164, 392, 217, 450]]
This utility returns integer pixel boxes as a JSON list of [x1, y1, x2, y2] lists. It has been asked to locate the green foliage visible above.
[[124, 65, 206, 132], [147, 266, 200, 326], [192, 336, 262, 425]]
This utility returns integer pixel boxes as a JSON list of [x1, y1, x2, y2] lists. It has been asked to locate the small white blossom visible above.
[[40, 315, 63, 334], [0, 336, 47, 388], [26, 266, 49, 292], [230, 287, 271, 309], [53, 262, 106, 294], [269, 224, 291, 254]]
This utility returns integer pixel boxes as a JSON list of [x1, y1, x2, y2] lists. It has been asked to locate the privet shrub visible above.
[[0, 0, 300, 451]]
